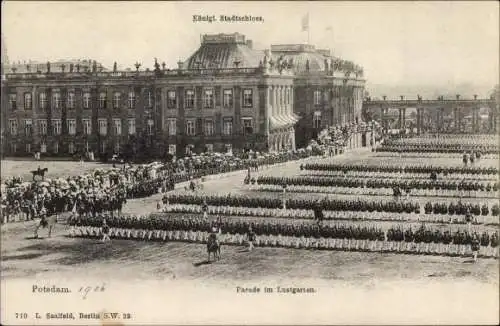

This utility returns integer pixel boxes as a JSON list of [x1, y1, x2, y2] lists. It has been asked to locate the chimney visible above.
[[246, 40, 253, 49]]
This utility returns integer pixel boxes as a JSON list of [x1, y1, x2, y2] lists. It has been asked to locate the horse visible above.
[[207, 233, 221, 262], [31, 167, 48, 181]]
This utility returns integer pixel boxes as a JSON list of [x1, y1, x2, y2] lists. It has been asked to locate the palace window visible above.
[[9, 119, 18, 135], [53, 92, 61, 109], [39, 92, 47, 110], [24, 93, 32, 110], [40, 142, 47, 153], [313, 111, 322, 129], [52, 119, 62, 135], [68, 119, 76, 135], [225, 143, 232, 154], [204, 119, 214, 136], [168, 144, 176, 155], [98, 118, 107, 136], [128, 91, 136, 109], [242, 89, 253, 107], [24, 120, 33, 136], [147, 119, 154, 136], [242, 117, 253, 134], [314, 90, 322, 106], [147, 91, 153, 108], [83, 92, 91, 109], [26, 143, 31, 153], [99, 92, 107, 109], [83, 119, 92, 135], [185, 90, 195, 108], [205, 144, 213, 153], [185, 119, 196, 136], [38, 120, 47, 135], [113, 119, 122, 135], [100, 141, 106, 154], [114, 140, 120, 153], [203, 89, 214, 108], [223, 117, 233, 135], [167, 90, 176, 108], [9, 94, 17, 111], [167, 118, 177, 136], [223, 89, 233, 108], [128, 119, 136, 135], [68, 142, 75, 154], [53, 142, 59, 154], [113, 92, 121, 109], [67, 92, 75, 109]]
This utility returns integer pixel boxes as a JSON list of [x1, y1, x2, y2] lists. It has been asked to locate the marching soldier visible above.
[[101, 219, 111, 242], [247, 226, 256, 251], [202, 199, 209, 220], [471, 234, 480, 262]]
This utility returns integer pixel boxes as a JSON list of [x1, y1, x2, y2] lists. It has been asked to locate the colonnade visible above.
[[267, 84, 296, 152]]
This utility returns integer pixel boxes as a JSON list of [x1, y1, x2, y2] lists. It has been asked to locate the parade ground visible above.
[[1, 149, 499, 324], [1, 151, 498, 286]]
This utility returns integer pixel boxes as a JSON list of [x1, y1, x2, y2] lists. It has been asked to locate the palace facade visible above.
[[1, 33, 366, 158]]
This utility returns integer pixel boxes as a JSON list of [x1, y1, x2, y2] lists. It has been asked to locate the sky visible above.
[[2, 1, 499, 97]]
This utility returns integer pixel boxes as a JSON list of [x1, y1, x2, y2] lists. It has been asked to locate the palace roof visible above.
[[184, 33, 264, 69]]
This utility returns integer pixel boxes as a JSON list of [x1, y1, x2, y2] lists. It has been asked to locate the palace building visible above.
[[1, 33, 365, 158]]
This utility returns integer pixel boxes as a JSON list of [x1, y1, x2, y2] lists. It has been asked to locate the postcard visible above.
[[1, 1, 499, 324]]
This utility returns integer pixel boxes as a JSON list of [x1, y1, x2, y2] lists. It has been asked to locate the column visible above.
[[267, 86, 272, 115], [439, 108, 444, 132], [457, 107, 462, 132], [380, 107, 384, 132], [280, 86, 284, 116], [416, 108, 421, 135], [398, 108, 402, 129], [402, 108, 406, 130], [272, 86, 277, 116]]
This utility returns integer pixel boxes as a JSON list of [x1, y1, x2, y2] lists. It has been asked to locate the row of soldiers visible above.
[[257, 175, 497, 192], [163, 193, 421, 213], [376, 145, 497, 154], [425, 202, 499, 216], [302, 163, 498, 175], [388, 226, 499, 247], [68, 214, 499, 248], [69, 224, 500, 258]]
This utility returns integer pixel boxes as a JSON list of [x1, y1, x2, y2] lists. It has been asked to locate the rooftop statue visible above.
[[46, 61, 51, 73]]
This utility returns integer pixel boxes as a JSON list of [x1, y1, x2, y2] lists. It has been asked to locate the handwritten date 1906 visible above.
[[78, 283, 106, 299]]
